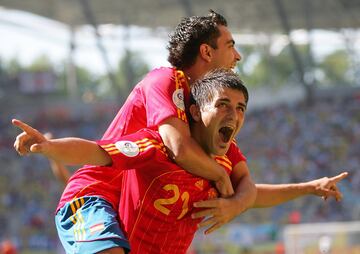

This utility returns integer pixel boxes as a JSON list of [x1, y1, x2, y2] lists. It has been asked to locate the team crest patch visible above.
[[172, 88, 185, 110], [115, 141, 139, 157]]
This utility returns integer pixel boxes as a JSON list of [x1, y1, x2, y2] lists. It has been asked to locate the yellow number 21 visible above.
[[153, 184, 189, 220]]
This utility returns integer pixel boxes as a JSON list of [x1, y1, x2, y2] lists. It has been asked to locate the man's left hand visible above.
[[192, 198, 246, 234]]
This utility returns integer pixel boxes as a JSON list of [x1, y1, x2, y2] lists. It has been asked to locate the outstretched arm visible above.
[[252, 172, 348, 208], [12, 119, 111, 166], [191, 171, 348, 234]]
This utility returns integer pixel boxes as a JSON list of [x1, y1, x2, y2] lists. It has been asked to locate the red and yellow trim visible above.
[[214, 155, 232, 172], [174, 69, 189, 123], [101, 138, 168, 157], [100, 143, 118, 155]]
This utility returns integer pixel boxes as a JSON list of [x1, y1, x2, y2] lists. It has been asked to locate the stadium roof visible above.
[[0, 0, 360, 32], [1, 0, 358, 102]]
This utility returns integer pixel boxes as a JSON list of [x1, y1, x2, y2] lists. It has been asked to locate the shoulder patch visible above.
[[115, 141, 140, 157], [172, 88, 185, 110]]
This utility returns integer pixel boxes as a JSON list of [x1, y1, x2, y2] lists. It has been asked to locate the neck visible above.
[[190, 123, 210, 155], [182, 63, 211, 86]]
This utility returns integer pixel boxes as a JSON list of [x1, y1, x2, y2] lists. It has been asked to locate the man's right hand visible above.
[[12, 119, 48, 156]]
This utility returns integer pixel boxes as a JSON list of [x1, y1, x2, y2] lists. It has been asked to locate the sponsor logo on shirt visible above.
[[172, 88, 185, 110], [115, 141, 140, 157]]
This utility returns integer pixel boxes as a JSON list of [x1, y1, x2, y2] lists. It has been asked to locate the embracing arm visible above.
[[230, 161, 257, 212], [252, 172, 348, 208], [192, 161, 257, 234], [159, 117, 234, 197]]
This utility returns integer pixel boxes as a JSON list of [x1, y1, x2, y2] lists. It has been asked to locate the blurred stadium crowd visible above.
[[239, 94, 360, 225], [1, 89, 359, 252]]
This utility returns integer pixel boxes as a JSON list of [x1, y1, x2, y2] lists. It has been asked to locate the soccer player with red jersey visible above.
[[100, 10, 251, 199], [99, 11, 258, 234]]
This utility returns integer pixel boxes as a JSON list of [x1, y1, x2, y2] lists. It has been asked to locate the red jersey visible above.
[[102, 67, 245, 165], [102, 67, 189, 139], [98, 129, 241, 254]]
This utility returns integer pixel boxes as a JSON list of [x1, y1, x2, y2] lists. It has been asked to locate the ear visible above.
[[189, 104, 201, 122], [199, 44, 213, 63]]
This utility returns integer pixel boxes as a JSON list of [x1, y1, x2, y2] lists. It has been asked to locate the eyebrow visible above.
[[226, 39, 235, 46], [217, 98, 247, 109], [238, 102, 247, 109]]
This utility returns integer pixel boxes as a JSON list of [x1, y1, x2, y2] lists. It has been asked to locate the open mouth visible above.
[[219, 126, 234, 143]]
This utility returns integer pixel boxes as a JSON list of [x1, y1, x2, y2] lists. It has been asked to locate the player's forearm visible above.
[[252, 183, 312, 208], [174, 137, 229, 181], [232, 174, 257, 212], [159, 120, 228, 182], [43, 138, 112, 166]]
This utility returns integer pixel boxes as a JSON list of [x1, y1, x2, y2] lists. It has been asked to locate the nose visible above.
[[227, 105, 239, 122], [234, 48, 241, 62]]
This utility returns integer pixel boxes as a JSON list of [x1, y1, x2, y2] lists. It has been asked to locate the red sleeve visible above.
[[96, 129, 169, 170], [142, 68, 189, 129], [226, 141, 247, 167]]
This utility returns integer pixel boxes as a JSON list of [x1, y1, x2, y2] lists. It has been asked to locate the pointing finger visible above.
[[330, 172, 348, 183], [12, 119, 46, 143], [12, 119, 38, 135]]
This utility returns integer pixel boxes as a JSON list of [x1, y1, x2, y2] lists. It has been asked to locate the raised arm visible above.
[[12, 119, 111, 166], [159, 117, 234, 197], [252, 172, 348, 208]]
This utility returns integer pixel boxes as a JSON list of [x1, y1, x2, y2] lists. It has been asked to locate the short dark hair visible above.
[[190, 68, 249, 110], [167, 10, 227, 69]]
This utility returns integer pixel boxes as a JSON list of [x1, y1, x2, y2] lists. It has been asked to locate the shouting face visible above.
[[193, 87, 246, 156]]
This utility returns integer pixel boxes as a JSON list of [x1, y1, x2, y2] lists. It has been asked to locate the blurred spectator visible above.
[[288, 210, 301, 224], [0, 240, 17, 254]]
